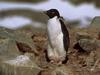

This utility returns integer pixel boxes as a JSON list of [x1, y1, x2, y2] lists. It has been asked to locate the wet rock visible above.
[[0, 27, 38, 57], [0, 55, 41, 75], [76, 32, 93, 41], [0, 38, 20, 59], [78, 39, 97, 52], [14, 31, 38, 55], [91, 17, 100, 29], [74, 38, 98, 52], [74, 31, 100, 52], [0, 27, 41, 75], [16, 41, 36, 54]]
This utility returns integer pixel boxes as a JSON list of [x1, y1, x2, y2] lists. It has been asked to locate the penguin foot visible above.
[[50, 60, 55, 64]]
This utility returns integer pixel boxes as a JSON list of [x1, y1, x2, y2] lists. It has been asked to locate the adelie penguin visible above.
[[44, 9, 70, 64]]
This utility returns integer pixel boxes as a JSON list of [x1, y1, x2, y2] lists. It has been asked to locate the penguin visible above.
[[44, 9, 70, 64]]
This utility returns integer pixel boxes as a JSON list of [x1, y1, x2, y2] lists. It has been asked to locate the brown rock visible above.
[[76, 32, 93, 41], [78, 39, 97, 52], [0, 55, 41, 75]]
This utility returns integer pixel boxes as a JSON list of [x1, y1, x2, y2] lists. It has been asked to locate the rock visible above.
[[14, 31, 38, 55], [0, 27, 38, 58], [74, 32, 100, 52], [0, 27, 41, 75], [95, 40, 100, 48], [76, 32, 93, 41], [55, 66, 74, 75], [73, 42, 84, 52], [0, 38, 20, 59], [91, 17, 100, 29], [0, 55, 41, 75], [38, 65, 74, 75], [0, 26, 83, 75], [78, 39, 97, 52], [16, 41, 36, 54]]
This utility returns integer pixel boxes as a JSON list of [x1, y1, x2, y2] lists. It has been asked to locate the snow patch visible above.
[[0, 16, 32, 29], [5, 55, 31, 66]]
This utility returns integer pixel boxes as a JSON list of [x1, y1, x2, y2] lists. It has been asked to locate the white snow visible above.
[[0, 16, 45, 29], [0, 0, 100, 28], [0, 16, 32, 29], [0, 0, 100, 20], [5, 55, 31, 66]]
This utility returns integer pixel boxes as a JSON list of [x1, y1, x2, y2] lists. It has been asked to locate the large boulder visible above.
[[0, 27, 41, 75], [0, 55, 41, 75], [76, 32, 93, 41], [91, 17, 100, 28], [0, 38, 20, 59], [0, 27, 38, 58], [74, 31, 100, 52], [78, 39, 97, 52]]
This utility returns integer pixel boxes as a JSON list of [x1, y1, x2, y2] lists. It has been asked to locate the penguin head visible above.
[[44, 9, 60, 18]]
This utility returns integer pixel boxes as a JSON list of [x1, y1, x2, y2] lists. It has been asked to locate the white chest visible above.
[[47, 16, 62, 39]]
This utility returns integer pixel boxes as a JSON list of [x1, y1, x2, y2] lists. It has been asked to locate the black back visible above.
[[59, 19, 70, 63], [59, 19, 70, 52]]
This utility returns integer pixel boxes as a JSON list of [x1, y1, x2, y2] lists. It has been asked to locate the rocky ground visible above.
[[0, 17, 100, 75]]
